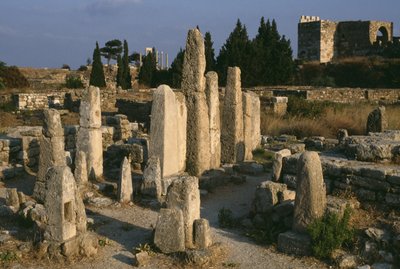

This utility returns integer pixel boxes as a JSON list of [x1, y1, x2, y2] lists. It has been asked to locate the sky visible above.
[[1, 0, 399, 69]]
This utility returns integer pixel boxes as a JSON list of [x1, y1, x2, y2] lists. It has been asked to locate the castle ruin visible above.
[[298, 15, 398, 63]]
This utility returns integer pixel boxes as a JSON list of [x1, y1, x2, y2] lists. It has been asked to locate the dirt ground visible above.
[[0, 170, 330, 269]]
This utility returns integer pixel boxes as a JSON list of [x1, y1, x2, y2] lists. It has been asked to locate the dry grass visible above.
[[262, 103, 400, 139]]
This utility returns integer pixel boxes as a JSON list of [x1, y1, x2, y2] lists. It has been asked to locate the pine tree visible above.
[[216, 19, 251, 86], [204, 32, 216, 73], [138, 48, 157, 87], [169, 48, 185, 88], [89, 42, 106, 87], [121, 40, 132, 89]]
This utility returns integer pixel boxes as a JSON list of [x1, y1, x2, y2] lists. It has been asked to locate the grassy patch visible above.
[[307, 207, 354, 259]]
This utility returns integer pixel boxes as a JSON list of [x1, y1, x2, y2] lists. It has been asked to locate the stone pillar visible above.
[[206, 71, 221, 169], [243, 91, 261, 160], [117, 157, 133, 203], [44, 166, 87, 243], [141, 156, 162, 199], [74, 151, 88, 185], [366, 106, 387, 134], [181, 28, 210, 176], [175, 92, 187, 173], [34, 109, 66, 201], [166, 176, 200, 249], [154, 208, 185, 253], [221, 67, 244, 163], [292, 151, 327, 233], [149, 85, 181, 178], [76, 86, 103, 180]]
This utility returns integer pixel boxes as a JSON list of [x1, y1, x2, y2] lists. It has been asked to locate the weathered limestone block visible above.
[[166, 176, 200, 248], [221, 67, 244, 163], [117, 157, 133, 203], [175, 92, 187, 172], [277, 231, 312, 256], [206, 71, 221, 169], [154, 208, 185, 253], [194, 218, 212, 249], [6, 188, 20, 209], [272, 150, 292, 182], [43, 109, 64, 137], [149, 85, 180, 178], [45, 166, 87, 243], [252, 181, 287, 214], [182, 28, 211, 176], [242, 91, 260, 160], [79, 86, 102, 129], [76, 128, 103, 180], [74, 151, 88, 185], [366, 106, 387, 134], [35, 109, 66, 201], [292, 151, 327, 233], [141, 156, 162, 199]]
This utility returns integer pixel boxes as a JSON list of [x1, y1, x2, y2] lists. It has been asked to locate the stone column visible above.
[[243, 91, 261, 160], [181, 28, 210, 176], [44, 166, 87, 243], [175, 92, 187, 172], [76, 86, 103, 180], [117, 157, 133, 203], [149, 85, 181, 178], [34, 109, 66, 201], [366, 106, 387, 134], [292, 151, 327, 233], [206, 71, 221, 169], [221, 67, 244, 163], [166, 176, 200, 249]]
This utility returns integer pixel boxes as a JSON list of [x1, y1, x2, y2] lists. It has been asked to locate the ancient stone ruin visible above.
[[76, 86, 103, 180], [366, 106, 387, 134]]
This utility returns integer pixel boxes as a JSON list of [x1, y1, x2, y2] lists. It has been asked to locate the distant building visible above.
[[140, 48, 169, 70], [298, 15, 398, 63]]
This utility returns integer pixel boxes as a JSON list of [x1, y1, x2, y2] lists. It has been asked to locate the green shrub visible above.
[[78, 65, 88, 71], [307, 207, 354, 259], [218, 208, 235, 228], [0, 78, 5, 89], [311, 76, 336, 87], [65, 75, 84, 89]]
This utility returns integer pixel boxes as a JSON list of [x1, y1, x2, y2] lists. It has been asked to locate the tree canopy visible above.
[[138, 48, 157, 87], [100, 39, 122, 69], [204, 32, 216, 73]]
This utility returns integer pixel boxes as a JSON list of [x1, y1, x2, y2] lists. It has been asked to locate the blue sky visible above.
[[1, 0, 399, 69]]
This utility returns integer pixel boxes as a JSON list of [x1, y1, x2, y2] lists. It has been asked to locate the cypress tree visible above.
[[89, 42, 106, 87], [216, 19, 251, 86], [204, 32, 216, 73], [138, 48, 157, 87], [122, 40, 132, 89], [116, 54, 123, 88], [169, 48, 185, 88]]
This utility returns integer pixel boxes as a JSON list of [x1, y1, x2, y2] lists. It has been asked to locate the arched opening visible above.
[[376, 26, 389, 45]]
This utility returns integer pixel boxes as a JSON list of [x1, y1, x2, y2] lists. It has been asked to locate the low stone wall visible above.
[[115, 99, 152, 130], [281, 153, 400, 206], [9, 87, 117, 111], [250, 86, 400, 103]]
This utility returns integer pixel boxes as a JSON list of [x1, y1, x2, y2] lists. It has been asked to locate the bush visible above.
[[61, 64, 71, 70], [0, 66, 29, 88], [65, 75, 84, 89], [78, 65, 88, 71], [307, 207, 354, 259], [0, 78, 5, 89], [218, 208, 236, 228]]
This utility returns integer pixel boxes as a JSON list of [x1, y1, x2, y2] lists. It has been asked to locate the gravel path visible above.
[[1, 172, 328, 268]]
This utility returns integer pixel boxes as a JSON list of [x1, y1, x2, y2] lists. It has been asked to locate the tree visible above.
[[129, 52, 141, 67], [138, 48, 157, 87], [216, 19, 251, 86], [204, 32, 216, 73], [100, 39, 122, 71], [121, 40, 132, 89], [89, 42, 106, 87], [169, 48, 185, 88], [116, 54, 123, 88]]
